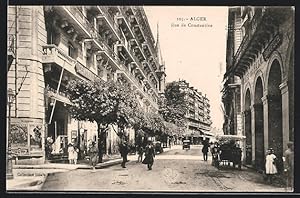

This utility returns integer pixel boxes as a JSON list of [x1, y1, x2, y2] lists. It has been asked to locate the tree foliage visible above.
[[145, 112, 165, 135], [159, 81, 188, 127], [130, 107, 165, 136], [66, 79, 140, 137], [163, 121, 185, 136]]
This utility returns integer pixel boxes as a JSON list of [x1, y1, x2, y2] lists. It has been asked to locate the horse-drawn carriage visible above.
[[211, 135, 245, 170]]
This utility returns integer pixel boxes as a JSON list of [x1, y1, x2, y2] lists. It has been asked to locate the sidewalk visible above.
[[7, 146, 177, 191], [7, 156, 123, 191]]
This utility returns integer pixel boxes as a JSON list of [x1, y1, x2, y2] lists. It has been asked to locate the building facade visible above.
[[221, 7, 243, 136], [222, 6, 294, 170], [177, 80, 213, 144], [7, 6, 166, 163]]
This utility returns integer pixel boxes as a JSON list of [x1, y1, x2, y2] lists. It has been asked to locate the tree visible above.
[[66, 79, 141, 162], [146, 112, 165, 136], [159, 81, 188, 128]]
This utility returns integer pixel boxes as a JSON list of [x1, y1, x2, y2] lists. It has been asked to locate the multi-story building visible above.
[[222, 6, 294, 171], [177, 80, 213, 144], [221, 7, 243, 137], [7, 6, 166, 163]]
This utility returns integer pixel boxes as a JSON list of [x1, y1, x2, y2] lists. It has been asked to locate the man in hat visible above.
[[119, 141, 129, 168], [283, 142, 294, 190], [142, 140, 155, 170]]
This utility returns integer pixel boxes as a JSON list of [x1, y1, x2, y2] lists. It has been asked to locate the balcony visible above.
[[42, 44, 77, 76], [75, 61, 100, 82], [188, 122, 199, 129], [116, 7, 135, 39], [96, 6, 121, 41], [129, 39, 147, 61], [141, 61, 152, 75], [134, 65, 147, 82], [116, 39, 135, 63], [228, 7, 286, 78], [96, 38, 121, 72], [148, 57, 159, 72], [42, 45, 99, 82], [7, 34, 15, 70], [52, 6, 94, 39], [147, 74, 159, 95], [117, 67, 159, 110]]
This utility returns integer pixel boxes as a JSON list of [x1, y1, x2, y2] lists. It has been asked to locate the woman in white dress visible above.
[[265, 148, 277, 183], [68, 143, 75, 164]]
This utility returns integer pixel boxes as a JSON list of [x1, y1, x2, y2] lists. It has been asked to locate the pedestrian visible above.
[[137, 146, 144, 163], [67, 143, 75, 164], [74, 146, 79, 165], [265, 148, 278, 184], [210, 142, 216, 165], [202, 139, 209, 161], [142, 141, 155, 170], [283, 142, 294, 190], [119, 141, 129, 168], [45, 136, 54, 159], [88, 141, 98, 172]]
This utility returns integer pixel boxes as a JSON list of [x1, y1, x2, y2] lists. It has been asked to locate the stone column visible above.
[[250, 105, 255, 166], [262, 95, 269, 153], [241, 111, 246, 164], [279, 81, 289, 152]]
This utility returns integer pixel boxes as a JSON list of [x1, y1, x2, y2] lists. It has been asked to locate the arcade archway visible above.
[[244, 89, 252, 165], [267, 60, 283, 158], [254, 77, 264, 170]]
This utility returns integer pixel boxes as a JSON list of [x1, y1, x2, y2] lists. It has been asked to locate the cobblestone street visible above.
[[42, 145, 287, 192]]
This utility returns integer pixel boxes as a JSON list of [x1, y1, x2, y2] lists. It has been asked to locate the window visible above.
[[47, 30, 58, 45], [86, 53, 94, 69], [68, 43, 77, 59]]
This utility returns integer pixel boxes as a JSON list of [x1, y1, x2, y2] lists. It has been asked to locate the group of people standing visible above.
[[264, 142, 294, 190], [119, 140, 156, 170], [202, 140, 294, 190], [67, 141, 98, 172]]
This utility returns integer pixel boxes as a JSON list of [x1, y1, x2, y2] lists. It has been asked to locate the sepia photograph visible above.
[[6, 4, 295, 193]]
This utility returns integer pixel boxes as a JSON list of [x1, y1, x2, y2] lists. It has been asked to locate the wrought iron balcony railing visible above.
[[233, 9, 265, 67], [64, 6, 94, 36], [42, 44, 77, 65], [98, 6, 122, 39]]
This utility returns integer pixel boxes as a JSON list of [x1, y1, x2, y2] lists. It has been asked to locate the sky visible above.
[[144, 6, 228, 130]]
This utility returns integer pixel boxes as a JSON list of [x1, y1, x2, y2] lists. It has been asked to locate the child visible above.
[[68, 143, 75, 164], [74, 146, 79, 165], [265, 148, 278, 184]]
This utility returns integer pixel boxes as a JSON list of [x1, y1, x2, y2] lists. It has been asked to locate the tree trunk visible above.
[[97, 123, 106, 163]]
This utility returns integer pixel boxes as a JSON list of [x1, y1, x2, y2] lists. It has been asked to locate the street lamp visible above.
[[7, 88, 15, 179]]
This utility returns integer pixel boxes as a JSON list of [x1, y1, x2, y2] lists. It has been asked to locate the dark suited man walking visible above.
[[119, 141, 129, 168]]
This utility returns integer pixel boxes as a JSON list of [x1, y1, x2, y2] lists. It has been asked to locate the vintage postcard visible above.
[[6, 5, 294, 193]]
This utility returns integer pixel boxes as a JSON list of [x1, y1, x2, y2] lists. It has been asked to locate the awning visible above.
[[46, 91, 73, 106], [203, 131, 214, 136], [216, 134, 246, 141]]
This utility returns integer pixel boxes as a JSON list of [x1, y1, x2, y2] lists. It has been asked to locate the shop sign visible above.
[[263, 34, 282, 60], [75, 62, 97, 81]]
